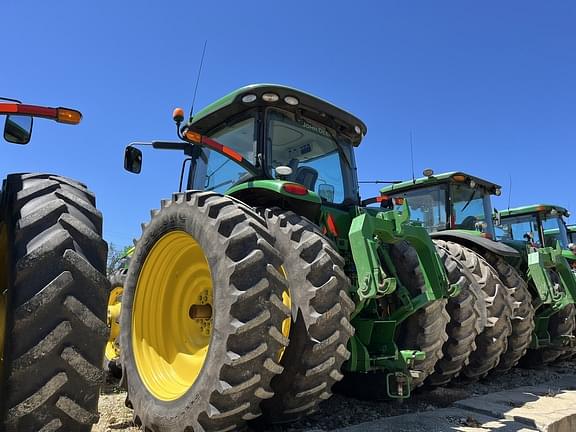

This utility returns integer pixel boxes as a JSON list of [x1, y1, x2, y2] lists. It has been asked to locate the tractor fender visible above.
[[429, 231, 519, 258], [227, 180, 322, 223]]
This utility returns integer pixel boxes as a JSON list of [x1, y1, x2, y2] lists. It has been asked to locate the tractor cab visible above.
[[125, 84, 366, 221], [497, 205, 571, 250], [379, 171, 501, 238]]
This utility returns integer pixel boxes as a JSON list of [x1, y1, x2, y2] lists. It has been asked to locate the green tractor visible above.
[[0, 100, 109, 431], [380, 171, 575, 368], [497, 204, 576, 361], [118, 84, 463, 431]]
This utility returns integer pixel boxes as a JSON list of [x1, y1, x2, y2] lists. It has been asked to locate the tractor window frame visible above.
[[263, 107, 358, 206]]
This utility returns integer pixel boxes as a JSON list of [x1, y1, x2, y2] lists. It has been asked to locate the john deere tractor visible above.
[[381, 171, 575, 370], [118, 84, 462, 431], [497, 204, 576, 361], [0, 99, 108, 431]]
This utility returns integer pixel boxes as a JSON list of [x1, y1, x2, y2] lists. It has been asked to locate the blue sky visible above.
[[2, 1, 575, 247]]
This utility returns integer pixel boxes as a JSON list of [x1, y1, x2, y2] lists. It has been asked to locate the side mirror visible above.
[[124, 146, 142, 174], [318, 183, 335, 202], [4, 115, 33, 144], [493, 208, 501, 226]]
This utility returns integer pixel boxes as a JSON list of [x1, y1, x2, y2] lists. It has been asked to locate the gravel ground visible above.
[[93, 359, 576, 432]]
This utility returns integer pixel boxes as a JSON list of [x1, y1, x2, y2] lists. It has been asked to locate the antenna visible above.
[[410, 130, 415, 183], [507, 174, 512, 210], [189, 40, 208, 120]]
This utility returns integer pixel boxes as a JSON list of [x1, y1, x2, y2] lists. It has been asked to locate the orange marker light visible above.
[[394, 197, 405, 205], [185, 130, 202, 143], [452, 174, 466, 182], [56, 108, 82, 124]]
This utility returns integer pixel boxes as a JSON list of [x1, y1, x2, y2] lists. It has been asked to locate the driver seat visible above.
[[294, 166, 318, 191]]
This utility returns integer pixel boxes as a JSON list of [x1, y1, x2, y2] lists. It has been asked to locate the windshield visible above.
[[203, 116, 256, 193], [390, 185, 448, 233], [541, 215, 569, 248], [451, 184, 494, 235], [496, 214, 541, 247], [267, 109, 350, 204]]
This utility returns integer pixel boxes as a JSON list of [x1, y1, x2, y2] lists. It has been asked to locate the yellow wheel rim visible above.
[[0, 224, 8, 370], [278, 266, 291, 362], [132, 231, 213, 401], [105, 286, 123, 362]]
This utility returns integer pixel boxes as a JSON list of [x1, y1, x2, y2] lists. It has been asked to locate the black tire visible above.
[[105, 271, 126, 379], [481, 251, 535, 373], [256, 208, 354, 423], [388, 240, 450, 388], [0, 173, 108, 431], [522, 269, 576, 367], [426, 240, 484, 386], [120, 191, 290, 432], [440, 242, 513, 380]]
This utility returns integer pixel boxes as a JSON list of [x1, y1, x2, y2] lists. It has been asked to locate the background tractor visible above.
[[119, 84, 460, 431], [0, 99, 108, 431], [497, 204, 576, 361], [105, 246, 134, 378], [381, 171, 575, 369]]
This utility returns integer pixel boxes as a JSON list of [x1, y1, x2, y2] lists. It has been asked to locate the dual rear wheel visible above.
[[120, 196, 452, 430]]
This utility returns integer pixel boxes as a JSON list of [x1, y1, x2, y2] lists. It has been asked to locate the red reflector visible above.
[[282, 183, 308, 196], [326, 214, 338, 236], [481, 233, 493, 239]]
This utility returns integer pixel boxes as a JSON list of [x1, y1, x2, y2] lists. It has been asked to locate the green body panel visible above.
[[226, 179, 323, 205], [336, 203, 457, 396]]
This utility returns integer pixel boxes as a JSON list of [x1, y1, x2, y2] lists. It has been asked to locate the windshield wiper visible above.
[[460, 189, 477, 213], [324, 126, 352, 168]]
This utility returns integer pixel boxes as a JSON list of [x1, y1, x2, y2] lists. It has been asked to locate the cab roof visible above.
[[379, 171, 501, 196], [568, 225, 576, 233], [189, 84, 367, 146], [499, 204, 570, 218]]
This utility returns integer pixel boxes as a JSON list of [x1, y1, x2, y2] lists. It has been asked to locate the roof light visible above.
[[550, 209, 558, 216], [284, 96, 299, 106], [172, 107, 185, 123], [452, 174, 466, 182], [241, 94, 257, 103], [282, 183, 308, 196], [469, 180, 476, 188], [495, 188, 502, 196], [354, 125, 362, 135], [423, 168, 434, 177], [262, 93, 279, 102]]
